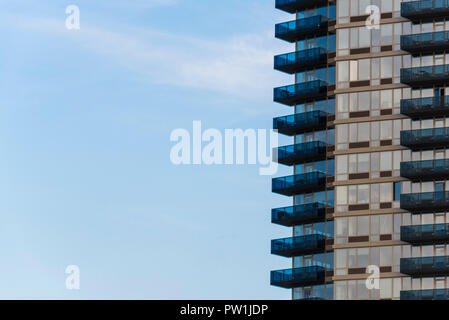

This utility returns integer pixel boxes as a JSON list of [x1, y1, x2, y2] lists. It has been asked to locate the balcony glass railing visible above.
[[401, 0, 449, 21], [276, 141, 328, 166], [401, 289, 449, 300], [271, 266, 326, 288], [272, 202, 327, 226], [401, 31, 449, 54], [401, 256, 449, 276], [274, 48, 328, 74], [400, 127, 449, 150], [401, 159, 449, 181], [272, 171, 327, 196], [401, 96, 449, 118], [401, 192, 449, 213], [401, 64, 449, 86], [275, 0, 328, 13], [274, 80, 328, 106], [271, 234, 327, 257], [401, 223, 449, 245], [275, 15, 329, 43], [273, 111, 328, 136]]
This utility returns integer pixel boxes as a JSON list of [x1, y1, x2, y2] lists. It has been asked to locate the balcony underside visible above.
[[271, 203, 328, 227], [401, 97, 449, 119], [272, 172, 328, 197], [401, 160, 449, 181], [401, 0, 449, 23], [401, 289, 449, 300], [276, 141, 329, 166], [271, 235, 327, 257], [270, 266, 326, 288], [400, 128, 449, 150], [273, 111, 328, 136], [401, 192, 449, 213], [275, 16, 329, 43], [274, 48, 328, 74], [401, 65, 449, 87], [401, 223, 449, 245], [273, 81, 328, 106], [401, 256, 449, 277], [275, 0, 329, 14], [401, 31, 449, 55]]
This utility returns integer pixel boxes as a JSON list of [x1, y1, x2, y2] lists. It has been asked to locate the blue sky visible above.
[[0, 0, 295, 299]]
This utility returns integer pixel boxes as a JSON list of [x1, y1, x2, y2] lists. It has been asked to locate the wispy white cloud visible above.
[[6, 13, 284, 103]]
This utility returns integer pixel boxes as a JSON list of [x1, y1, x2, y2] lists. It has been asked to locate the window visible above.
[[394, 182, 401, 201], [336, 183, 396, 210], [336, 120, 411, 151], [337, 22, 406, 56], [337, 57, 406, 88], [380, 183, 393, 203], [337, 88, 410, 119], [380, 57, 393, 78], [380, 152, 392, 171]]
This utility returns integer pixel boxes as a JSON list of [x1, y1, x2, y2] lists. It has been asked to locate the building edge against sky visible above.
[[271, 0, 449, 300]]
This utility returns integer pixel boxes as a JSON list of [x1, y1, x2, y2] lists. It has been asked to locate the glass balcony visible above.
[[271, 266, 326, 288], [272, 202, 327, 227], [401, 0, 449, 22], [401, 223, 449, 245], [401, 192, 449, 213], [276, 141, 328, 166], [401, 289, 449, 300], [272, 171, 327, 196], [401, 96, 449, 119], [401, 31, 449, 55], [400, 256, 449, 277], [274, 80, 328, 106], [401, 64, 449, 87], [274, 48, 328, 74], [275, 15, 329, 43], [275, 0, 328, 13], [400, 127, 449, 150], [271, 234, 327, 257], [273, 111, 328, 136], [401, 159, 449, 181]]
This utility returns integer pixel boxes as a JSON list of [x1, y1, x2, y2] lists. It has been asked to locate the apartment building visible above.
[[271, 0, 449, 300]]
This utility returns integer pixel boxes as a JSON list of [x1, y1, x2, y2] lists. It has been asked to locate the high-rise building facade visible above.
[[271, 0, 449, 300]]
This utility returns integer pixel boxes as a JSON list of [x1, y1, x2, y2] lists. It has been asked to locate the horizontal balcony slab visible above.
[[401, 192, 449, 213], [275, 0, 329, 13], [401, 64, 449, 87], [400, 127, 449, 150], [272, 171, 328, 196], [275, 15, 329, 43], [271, 234, 327, 257], [401, 289, 449, 300], [274, 48, 328, 74], [401, 256, 449, 277], [401, 96, 449, 119], [271, 266, 326, 288], [401, 223, 449, 245], [273, 111, 328, 136], [401, 31, 449, 55], [271, 202, 328, 227], [401, 0, 449, 22], [274, 80, 328, 106], [401, 159, 449, 181], [275, 141, 329, 166]]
